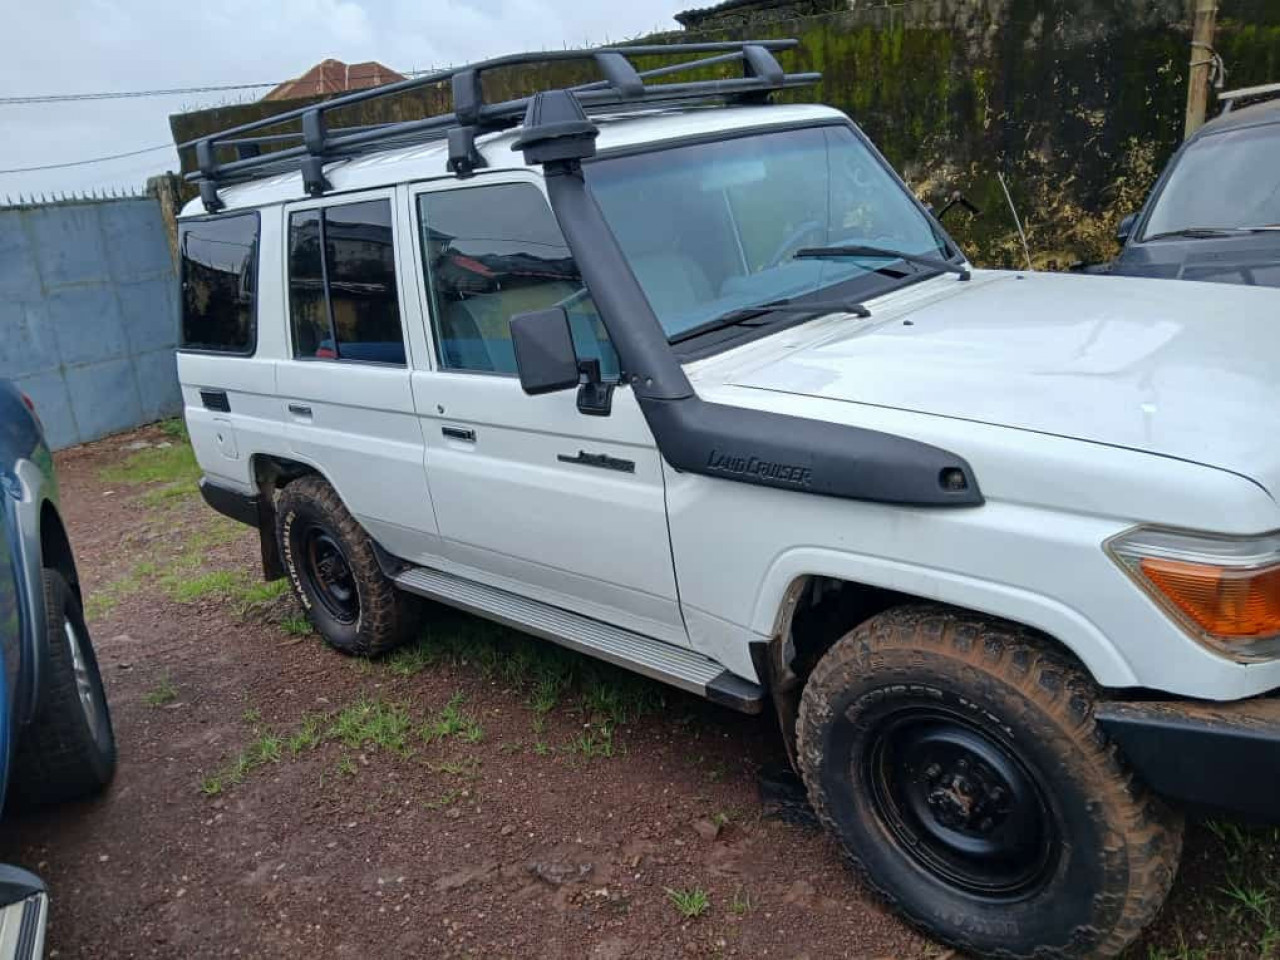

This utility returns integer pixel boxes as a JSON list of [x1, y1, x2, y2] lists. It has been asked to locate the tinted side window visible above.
[[180, 212, 259, 353], [287, 198, 405, 365], [417, 183, 618, 379], [288, 209, 329, 357]]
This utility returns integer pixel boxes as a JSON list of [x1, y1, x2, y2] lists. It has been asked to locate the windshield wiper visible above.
[[795, 244, 971, 281], [669, 298, 870, 345], [1144, 226, 1274, 241]]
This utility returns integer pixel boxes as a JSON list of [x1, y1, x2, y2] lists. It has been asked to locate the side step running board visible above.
[[394, 566, 764, 714]]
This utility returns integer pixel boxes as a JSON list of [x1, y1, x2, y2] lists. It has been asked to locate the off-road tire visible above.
[[276, 476, 414, 657], [797, 604, 1182, 960], [10, 570, 116, 807]]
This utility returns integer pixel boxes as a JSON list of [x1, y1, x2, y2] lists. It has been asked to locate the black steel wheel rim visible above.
[[301, 526, 359, 624], [864, 704, 1058, 900]]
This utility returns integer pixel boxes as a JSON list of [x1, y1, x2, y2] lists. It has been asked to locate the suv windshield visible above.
[[584, 124, 953, 340], [1142, 123, 1280, 240]]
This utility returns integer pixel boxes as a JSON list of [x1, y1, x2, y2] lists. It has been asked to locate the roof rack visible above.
[[183, 40, 820, 212], [1219, 80, 1280, 114]]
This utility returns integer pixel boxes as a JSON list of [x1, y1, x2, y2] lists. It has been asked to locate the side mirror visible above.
[[511, 307, 580, 395], [1116, 212, 1138, 245], [936, 190, 982, 222]]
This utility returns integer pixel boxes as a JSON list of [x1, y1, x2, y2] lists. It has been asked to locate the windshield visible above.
[[1142, 124, 1280, 239], [583, 124, 953, 340]]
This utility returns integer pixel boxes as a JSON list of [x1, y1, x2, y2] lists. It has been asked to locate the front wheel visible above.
[[10, 570, 117, 807], [797, 605, 1182, 960]]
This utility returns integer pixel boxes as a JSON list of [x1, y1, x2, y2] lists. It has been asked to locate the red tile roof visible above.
[[264, 59, 406, 102]]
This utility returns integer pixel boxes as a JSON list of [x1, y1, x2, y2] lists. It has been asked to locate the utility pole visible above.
[[1185, 0, 1220, 139]]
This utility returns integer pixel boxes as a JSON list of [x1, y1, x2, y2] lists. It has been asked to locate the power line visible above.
[[0, 81, 284, 105], [0, 143, 175, 175]]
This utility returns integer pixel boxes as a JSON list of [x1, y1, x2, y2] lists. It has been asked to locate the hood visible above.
[[715, 270, 1280, 496], [1111, 232, 1280, 288]]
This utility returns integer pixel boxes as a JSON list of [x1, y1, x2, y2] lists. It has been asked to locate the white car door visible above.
[[275, 192, 443, 559], [407, 175, 687, 647]]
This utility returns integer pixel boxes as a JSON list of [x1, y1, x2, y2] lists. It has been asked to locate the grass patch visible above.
[[99, 441, 199, 487], [428, 756, 481, 779], [140, 481, 198, 509], [665, 886, 710, 919], [424, 788, 461, 810], [287, 714, 325, 754], [388, 610, 666, 750], [570, 724, 615, 759], [200, 729, 284, 796], [84, 560, 157, 620], [144, 674, 178, 707], [158, 418, 189, 441], [169, 569, 246, 603], [729, 886, 751, 916], [385, 639, 437, 677], [330, 698, 414, 755], [421, 694, 484, 744], [280, 613, 314, 637]]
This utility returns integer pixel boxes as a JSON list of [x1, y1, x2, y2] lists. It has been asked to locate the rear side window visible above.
[[179, 212, 259, 354], [287, 198, 405, 365]]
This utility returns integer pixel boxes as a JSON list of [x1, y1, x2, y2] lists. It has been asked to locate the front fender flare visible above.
[[751, 547, 1139, 689]]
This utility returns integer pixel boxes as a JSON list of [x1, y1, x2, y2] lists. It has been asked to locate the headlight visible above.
[[1107, 527, 1280, 662]]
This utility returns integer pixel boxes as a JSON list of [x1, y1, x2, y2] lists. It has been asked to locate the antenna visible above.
[[997, 170, 1033, 271]]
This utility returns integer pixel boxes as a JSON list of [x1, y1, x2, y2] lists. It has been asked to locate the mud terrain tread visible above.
[[276, 476, 412, 657], [10, 570, 116, 807], [796, 603, 1183, 960]]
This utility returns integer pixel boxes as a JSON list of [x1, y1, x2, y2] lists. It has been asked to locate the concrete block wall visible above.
[[0, 197, 180, 450]]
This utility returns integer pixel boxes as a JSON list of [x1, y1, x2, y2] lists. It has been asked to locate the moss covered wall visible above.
[[171, 0, 1280, 267]]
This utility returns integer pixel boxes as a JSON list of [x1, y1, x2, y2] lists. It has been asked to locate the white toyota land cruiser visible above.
[[176, 40, 1280, 959]]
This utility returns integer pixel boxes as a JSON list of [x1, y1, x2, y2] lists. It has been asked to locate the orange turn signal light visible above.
[[1138, 556, 1280, 640]]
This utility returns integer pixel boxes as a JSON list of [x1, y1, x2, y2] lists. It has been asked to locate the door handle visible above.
[[557, 450, 635, 474], [442, 426, 476, 442], [288, 403, 313, 418]]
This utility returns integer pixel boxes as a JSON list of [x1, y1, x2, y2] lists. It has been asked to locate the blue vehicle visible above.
[[0, 380, 116, 958]]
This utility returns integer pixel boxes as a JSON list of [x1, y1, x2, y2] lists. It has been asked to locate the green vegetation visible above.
[[198, 690, 491, 795], [331, 698, 414, 755], [570, 724, 615, 759], [424, 788, 461, 810], [199, 729, 284, 796], [729, 886, 751, 917], [170, 570, 245, 603], [385, 641, 437, 677], [280, 613, 314, 637], [144, 674, 178, 707], [99, 440, 199, 487], [664, 886, 710, 920], [421, 694, 484, 744], [158, 418, 189, 441], [381, 611, 665, 757]]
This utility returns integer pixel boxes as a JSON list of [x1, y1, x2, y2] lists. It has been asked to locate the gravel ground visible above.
[[0, 425, 1275, 960]]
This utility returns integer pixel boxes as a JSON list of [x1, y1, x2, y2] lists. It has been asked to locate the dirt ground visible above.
[[2, 425, 1276, 960]]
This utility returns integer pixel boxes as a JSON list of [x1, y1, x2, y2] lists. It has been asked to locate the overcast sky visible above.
[[0, 0, 689, 199]]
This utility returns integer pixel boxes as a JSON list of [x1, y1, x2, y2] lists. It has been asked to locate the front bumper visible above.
[[1098, 696, 1280, 822]]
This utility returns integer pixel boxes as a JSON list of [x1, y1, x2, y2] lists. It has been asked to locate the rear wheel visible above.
[[11, 570, 116, 807], [797, 604, 1182, 959], [275, 476, 414, 657]]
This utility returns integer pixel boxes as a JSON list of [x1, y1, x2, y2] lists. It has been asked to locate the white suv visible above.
[[176, 41, 1280, 960]]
